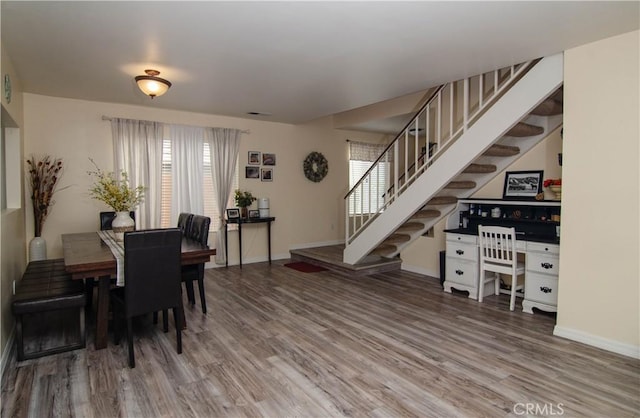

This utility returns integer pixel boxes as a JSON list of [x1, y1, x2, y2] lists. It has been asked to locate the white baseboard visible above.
[[1, 326, 15, 381], [553, 325, 640, 359], [401, 263, 439, 280], [289, 239, 344, 251]]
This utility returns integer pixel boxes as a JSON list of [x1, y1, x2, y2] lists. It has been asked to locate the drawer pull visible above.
[[456, 249, 464, 255], [541, 262, 554, 269], [455, 269, 464, 275], [540, 286, 553, 293], [457, 237, 461, 240]]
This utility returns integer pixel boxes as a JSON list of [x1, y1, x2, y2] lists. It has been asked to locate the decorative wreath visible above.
[[303, 151, 329, 182]]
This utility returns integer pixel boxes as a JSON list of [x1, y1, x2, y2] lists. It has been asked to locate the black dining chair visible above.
[[182, 215, 210, 314], [177, 212, 194, 235], [112, 228, 183, 368]]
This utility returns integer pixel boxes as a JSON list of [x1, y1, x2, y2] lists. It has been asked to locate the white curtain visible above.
[[111, 118, 164, 229], [169, 125, 205, 224], [204, 128, 241, 264]]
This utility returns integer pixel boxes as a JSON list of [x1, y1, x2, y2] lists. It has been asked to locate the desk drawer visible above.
[[446, 241, 478, 262], [525, 272, 558, 305], [527, 242, 559, 255], [446, 233, 477, 245], [446, 257, 478, 287], [527, 252, 560, 275]]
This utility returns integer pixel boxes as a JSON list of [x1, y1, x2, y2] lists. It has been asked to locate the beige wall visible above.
[[556, 31, 639, 355], [402, 127, 563, 277], [21, 94, 384, 265], [1, 44, 27, 367]]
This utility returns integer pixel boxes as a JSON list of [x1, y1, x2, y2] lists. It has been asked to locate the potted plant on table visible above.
[[234, 189, 256, 219], [88, 160, 145, 241], [26, 155, 68, 260]]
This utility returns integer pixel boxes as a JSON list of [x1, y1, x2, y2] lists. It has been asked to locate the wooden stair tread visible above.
[[464, 163, 497, 174], [483, 144, 520, 157], [506, 122, 544, 137], [445, 180, 476, 189], [427, 196, 457, 205], [412, 209, 441, 219], [383, 234, 411, 244], [530, 98, 563, 116], [396, 222, 424, 233], [371, 244, 396, 255]]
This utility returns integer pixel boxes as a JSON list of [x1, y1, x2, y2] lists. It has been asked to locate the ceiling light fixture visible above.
[[135, 69, 171, 98]]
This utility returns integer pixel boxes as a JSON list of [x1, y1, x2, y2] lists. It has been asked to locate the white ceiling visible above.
[[2, 1, 638, 128]]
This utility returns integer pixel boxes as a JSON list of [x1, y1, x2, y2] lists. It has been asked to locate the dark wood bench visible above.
[[12, 259, 86, 361]]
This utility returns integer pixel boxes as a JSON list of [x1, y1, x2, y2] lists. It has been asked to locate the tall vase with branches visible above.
[[27, 155, 66, 237]]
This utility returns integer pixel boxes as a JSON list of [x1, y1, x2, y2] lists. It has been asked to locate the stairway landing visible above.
[[290, 244, 401, 276]]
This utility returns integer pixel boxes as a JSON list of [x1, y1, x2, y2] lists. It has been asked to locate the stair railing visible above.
[[344, 59, 537, 245]]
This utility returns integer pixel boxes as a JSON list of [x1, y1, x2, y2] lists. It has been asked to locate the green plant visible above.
[[27, 155, 67, 237], [234, 189, 256, 208], [88, 159, 145, 212]]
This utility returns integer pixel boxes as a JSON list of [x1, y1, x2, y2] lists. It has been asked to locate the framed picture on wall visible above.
[[261, 168, 273, 182], [245, 166, 260, 179], [502, 170, 543, 200], [262, 153, 276, 165], [248, 151, 261, 165]]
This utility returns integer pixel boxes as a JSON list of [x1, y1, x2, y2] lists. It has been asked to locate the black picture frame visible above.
[[248, 151, 261, 165], [226, 208, 240, 219], [261, 167, 273, 182], [502, 170, 543, 200], [245, 166, 260, 179], [248, 209, 260, 218], [262, 153, 276, 166]]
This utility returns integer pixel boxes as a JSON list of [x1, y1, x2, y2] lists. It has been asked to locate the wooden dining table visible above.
[[62, 231, 216, 350]]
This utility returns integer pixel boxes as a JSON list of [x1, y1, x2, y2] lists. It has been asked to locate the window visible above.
[[160, 139, 237, 231], [348, 141, 388, 214]]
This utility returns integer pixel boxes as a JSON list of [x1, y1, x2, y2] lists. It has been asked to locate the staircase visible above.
[[343, 53, 564, 265]]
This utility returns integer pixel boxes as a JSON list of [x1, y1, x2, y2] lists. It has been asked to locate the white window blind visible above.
[[160, 139, 237, 231], [349, 141, 388, 214]]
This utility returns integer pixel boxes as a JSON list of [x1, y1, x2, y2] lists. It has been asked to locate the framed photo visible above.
[[226, 208, 240, 219], [248, 151, 261, 165], [249, 209, 260, 218], [262, 153, 276, 166], [261, 167, 273, 182], [245, 166, 260, 179], [503, 170, 543, 200]]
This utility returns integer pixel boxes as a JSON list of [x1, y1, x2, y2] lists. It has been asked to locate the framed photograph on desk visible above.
[[503, 170, 543, 200], [249, 210, 260, 218], [226, 208, 240, 219]]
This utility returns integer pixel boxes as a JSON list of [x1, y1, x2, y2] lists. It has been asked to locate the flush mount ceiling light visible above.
[[135, 69, 171, 98]]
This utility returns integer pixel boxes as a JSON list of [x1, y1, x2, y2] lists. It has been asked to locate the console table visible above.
[[224, 217, 275, 268], [443, 199, 560, 313]]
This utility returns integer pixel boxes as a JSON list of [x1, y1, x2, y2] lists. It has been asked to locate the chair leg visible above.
[[197, 278, 207, 314], [173, 307, 182, 354], [478, 269, 485, 302], [509, 274, 517, 311], [184, 280, 196, 305], [494, 273, 501, 296], [153, 312, 158, 324], [163, 310, 169, 333], [113, 305, 120, 345], [16, 315, 25, 362], [85, 278, 95, 309], [127, 317, 135, 368]]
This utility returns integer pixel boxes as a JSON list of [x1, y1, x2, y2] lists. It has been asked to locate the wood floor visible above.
[[2, 261, 639, 417]]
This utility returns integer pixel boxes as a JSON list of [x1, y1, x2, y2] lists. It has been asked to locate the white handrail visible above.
[[345, 60, 537, 245]]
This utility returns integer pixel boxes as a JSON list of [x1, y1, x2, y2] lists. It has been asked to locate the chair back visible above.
[[100, 211, 136, 231], [478, 225, 518, 267], [186, 215, 211, 246], [177, 213, 194, 235], [124, 228, 182, 317]]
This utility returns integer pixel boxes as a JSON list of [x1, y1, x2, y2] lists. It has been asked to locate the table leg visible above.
[[267, 221, 272, 264], [238, 223, 243, 268], [225, 223, 229, 268], [95, 275, 111, 349]]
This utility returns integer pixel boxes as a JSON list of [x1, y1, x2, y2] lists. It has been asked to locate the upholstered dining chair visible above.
[[177, 212, 194, 236], [182, 215, 211, 314], [112, 228, 183, 368], [478, 225, 525, 311]]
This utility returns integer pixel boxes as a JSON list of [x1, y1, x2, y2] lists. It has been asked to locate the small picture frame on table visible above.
[[502, 170, 543, 200], [261, 167, 273, 182], [249, 210, 260, 219], [226, 208, 240, 219], [248, 151, 261, 165]]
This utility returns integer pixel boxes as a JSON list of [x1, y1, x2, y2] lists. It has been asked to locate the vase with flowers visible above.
[[27, 155, 68, 260], [234, 189, 256, 219], [543, 178, 562, 200], [88, 159, 145, 240]]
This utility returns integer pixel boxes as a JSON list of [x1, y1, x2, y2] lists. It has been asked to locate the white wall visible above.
[[22, 94, 385, 265], [555, 30, 639, 357]]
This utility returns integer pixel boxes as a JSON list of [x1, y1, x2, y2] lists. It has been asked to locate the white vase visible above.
[[29, 236, 47, 261], [112, 211, 135, 241]]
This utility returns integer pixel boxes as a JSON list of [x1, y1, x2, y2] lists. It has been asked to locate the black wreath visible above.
[[303, 151, 328, 182]]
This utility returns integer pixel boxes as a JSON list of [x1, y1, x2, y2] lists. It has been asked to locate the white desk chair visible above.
[[478, 225, 525, 311]]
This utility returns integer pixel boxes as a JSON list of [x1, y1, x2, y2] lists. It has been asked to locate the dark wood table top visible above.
[[62, 232, 216, 279]]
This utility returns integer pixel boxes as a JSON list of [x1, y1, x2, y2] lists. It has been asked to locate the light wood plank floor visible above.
[[2, 261, 639, 417]]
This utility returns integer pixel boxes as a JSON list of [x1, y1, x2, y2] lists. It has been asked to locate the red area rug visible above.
[[284, 262, 328, 273]]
